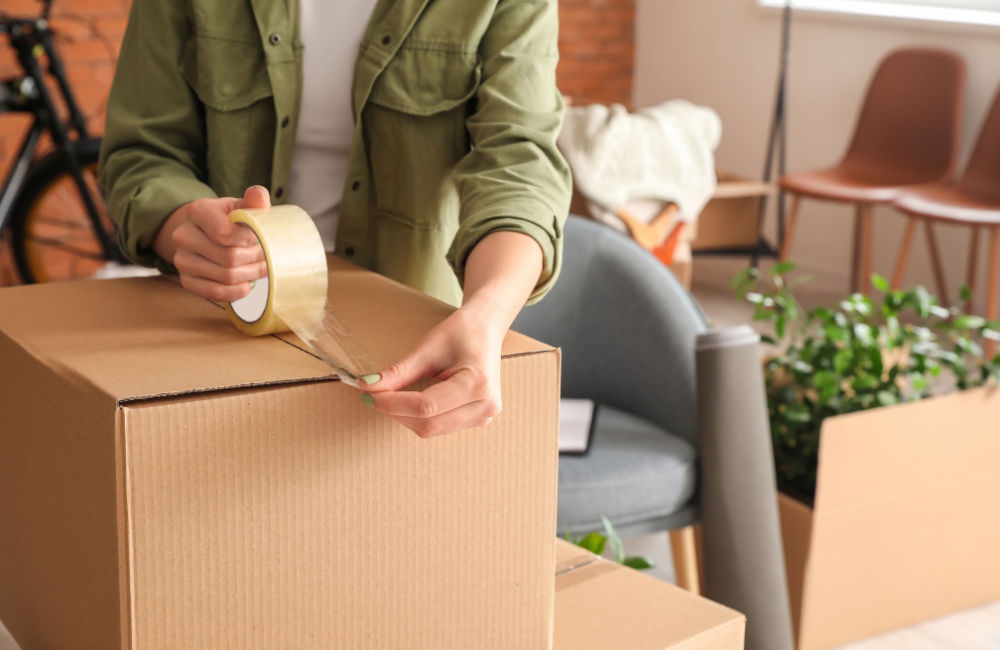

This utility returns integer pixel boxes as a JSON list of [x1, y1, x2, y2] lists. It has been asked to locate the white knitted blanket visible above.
[[558, 100, 722, 224]]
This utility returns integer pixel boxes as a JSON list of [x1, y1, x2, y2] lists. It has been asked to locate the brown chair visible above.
[[892, 86, 1000, 355], [779, 48, 966, 295]]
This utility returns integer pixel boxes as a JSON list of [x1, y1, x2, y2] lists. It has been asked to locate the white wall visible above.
[[635, 0, 1000, 306]]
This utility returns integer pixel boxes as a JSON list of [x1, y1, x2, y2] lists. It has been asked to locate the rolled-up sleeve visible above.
[[97, 0, 217, 272], [447, 0, 572, 305]]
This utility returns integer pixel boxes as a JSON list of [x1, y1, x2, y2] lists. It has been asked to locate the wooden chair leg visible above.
[[858, 204, 874, 295], [693, 523, 706, 592], [924, 221, 950, 308], [851, 204, 864, 294], [670, 525, 701, 595], [892, 217, 918, 290], [779, 195, 802, 262], [987, 228, 999, 359], [967, 226, 981, 314]]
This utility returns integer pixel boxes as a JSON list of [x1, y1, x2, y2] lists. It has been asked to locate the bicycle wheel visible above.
[[10, 139, 116, 284]]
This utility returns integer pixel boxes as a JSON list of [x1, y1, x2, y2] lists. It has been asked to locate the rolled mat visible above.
[[696, 325, 795, 650]]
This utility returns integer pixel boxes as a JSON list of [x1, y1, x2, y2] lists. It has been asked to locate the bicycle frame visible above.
[[0, 0, 124, 262]]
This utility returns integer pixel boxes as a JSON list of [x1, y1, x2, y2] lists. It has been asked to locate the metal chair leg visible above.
[[892, 217, 918, 290], [924, 221, 950, 308]]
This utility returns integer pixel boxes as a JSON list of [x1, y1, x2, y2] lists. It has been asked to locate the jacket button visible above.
[[381, 35, 391, 45], [345, 247, 355, 256], [281, 116, 290, 128], [275, 186, 284, 198], [269, 33, 282, 45], [351, 181, 360, 191]]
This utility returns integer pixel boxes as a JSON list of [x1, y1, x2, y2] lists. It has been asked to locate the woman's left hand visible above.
[[358, 306, 503, 437], [359, 231, 543, 438]]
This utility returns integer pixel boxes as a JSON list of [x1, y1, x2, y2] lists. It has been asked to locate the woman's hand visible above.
[[151, 186, 271, 302], [360, 231, 543, 438]]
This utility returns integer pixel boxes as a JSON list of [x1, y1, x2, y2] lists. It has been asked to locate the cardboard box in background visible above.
[[568, 172, 772, 290], [553, 539, 745, 650], [0, 260, 560, 650], [778, 387, 1000, 650], [690, 172, 773, 253]]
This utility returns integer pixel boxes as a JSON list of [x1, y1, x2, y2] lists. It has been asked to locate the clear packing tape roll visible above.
[[225, 205, 380, 388]]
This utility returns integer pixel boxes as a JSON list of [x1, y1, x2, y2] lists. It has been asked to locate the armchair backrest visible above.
[[512, 216, 709, 447]]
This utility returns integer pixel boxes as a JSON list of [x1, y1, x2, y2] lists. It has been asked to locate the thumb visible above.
[[237, 185, 271, 210], [362, 342, 439, 392]]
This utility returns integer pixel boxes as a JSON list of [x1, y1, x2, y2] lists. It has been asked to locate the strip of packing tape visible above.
[[225, 205, 380, 387]]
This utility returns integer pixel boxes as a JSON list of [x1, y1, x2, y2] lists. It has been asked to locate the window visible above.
[[759, 0, 1000, 27]]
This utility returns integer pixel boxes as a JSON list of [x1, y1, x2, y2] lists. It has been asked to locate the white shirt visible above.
[[288, 0, 378, 252]]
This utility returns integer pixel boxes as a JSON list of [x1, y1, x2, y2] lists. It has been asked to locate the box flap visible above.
[[0, 258, 552, 402], [552, 539, 745, 650], [815, 386, 1000, 510]]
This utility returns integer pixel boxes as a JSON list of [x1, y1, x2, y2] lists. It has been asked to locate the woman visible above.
[[99, 0, 571, 437]]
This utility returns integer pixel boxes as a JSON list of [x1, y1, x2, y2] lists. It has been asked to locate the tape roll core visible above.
[[225, 205, 328, 337]]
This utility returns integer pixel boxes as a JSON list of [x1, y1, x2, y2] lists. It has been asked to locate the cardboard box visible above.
[[690, 172, 773, 252], [552, 539, 745, 649], [777, 387, 1000, 650], [0, 259, 560, 649]]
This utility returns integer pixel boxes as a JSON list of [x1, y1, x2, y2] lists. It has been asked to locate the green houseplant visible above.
[[565, 515, 655, 571], [732, 263, 1000, 501]]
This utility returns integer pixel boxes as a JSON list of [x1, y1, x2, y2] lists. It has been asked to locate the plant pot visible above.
[[776, 386, 1000, 650]]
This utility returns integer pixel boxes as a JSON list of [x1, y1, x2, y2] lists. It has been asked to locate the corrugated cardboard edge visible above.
[[115, 408, 132, 649], [777, 492, 813, 644], [552, 539, 745, 650], [114, 334, 556, 408], [796, 386, 1000, 650]]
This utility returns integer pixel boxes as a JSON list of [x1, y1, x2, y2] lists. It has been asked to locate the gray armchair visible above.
[[512, 215, 709, 590]]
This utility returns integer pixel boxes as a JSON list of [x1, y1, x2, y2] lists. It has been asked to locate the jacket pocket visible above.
[[367, 44, 481, 116], [364, 44, 480, 230], [180, 35, 273, 111], [179, 34, 275, 197]]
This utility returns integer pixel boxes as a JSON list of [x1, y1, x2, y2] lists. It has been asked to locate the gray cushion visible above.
[[557, 405, 697, 535]]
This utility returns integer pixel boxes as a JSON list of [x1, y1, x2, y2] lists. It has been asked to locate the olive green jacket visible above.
[[98, 0, 571, 306]]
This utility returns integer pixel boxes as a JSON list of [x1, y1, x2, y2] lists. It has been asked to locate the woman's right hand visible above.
[[151, 186, 271, 302]]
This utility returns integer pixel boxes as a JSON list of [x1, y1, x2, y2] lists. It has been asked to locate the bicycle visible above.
[[0, 0, 126, 284]]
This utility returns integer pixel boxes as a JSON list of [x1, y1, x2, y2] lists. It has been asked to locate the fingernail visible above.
[[251, 185, 267, 192], [249, 279, 256, 290], [360, 394, 375, 408], [361, 373, 381, 386]]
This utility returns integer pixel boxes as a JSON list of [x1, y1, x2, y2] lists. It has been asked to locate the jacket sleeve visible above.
[[447, 0, 572, 305], [97, 0, 218, 272]]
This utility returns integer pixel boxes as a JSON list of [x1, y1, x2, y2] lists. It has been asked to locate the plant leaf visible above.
[[623, 556, 657, 571], [771, 260, 797, 277], [600, 515, 625, 565], [876, 390, 897, 406], [785, 404, 812, 423], [872, 274, 889, 293], [575, 532, 605, 556], [954, 315, 987, 330]]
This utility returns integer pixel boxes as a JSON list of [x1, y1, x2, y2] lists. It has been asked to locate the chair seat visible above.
[[780, 166, 935, 204], [557, 405, 696, 535], [894, 184, 1000, 225]]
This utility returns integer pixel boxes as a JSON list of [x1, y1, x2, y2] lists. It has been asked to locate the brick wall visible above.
[[0, 0, 128, 285], [557, 0, 635, 107], [0, 0, 635, 286], [0, 0, 126, 166]]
